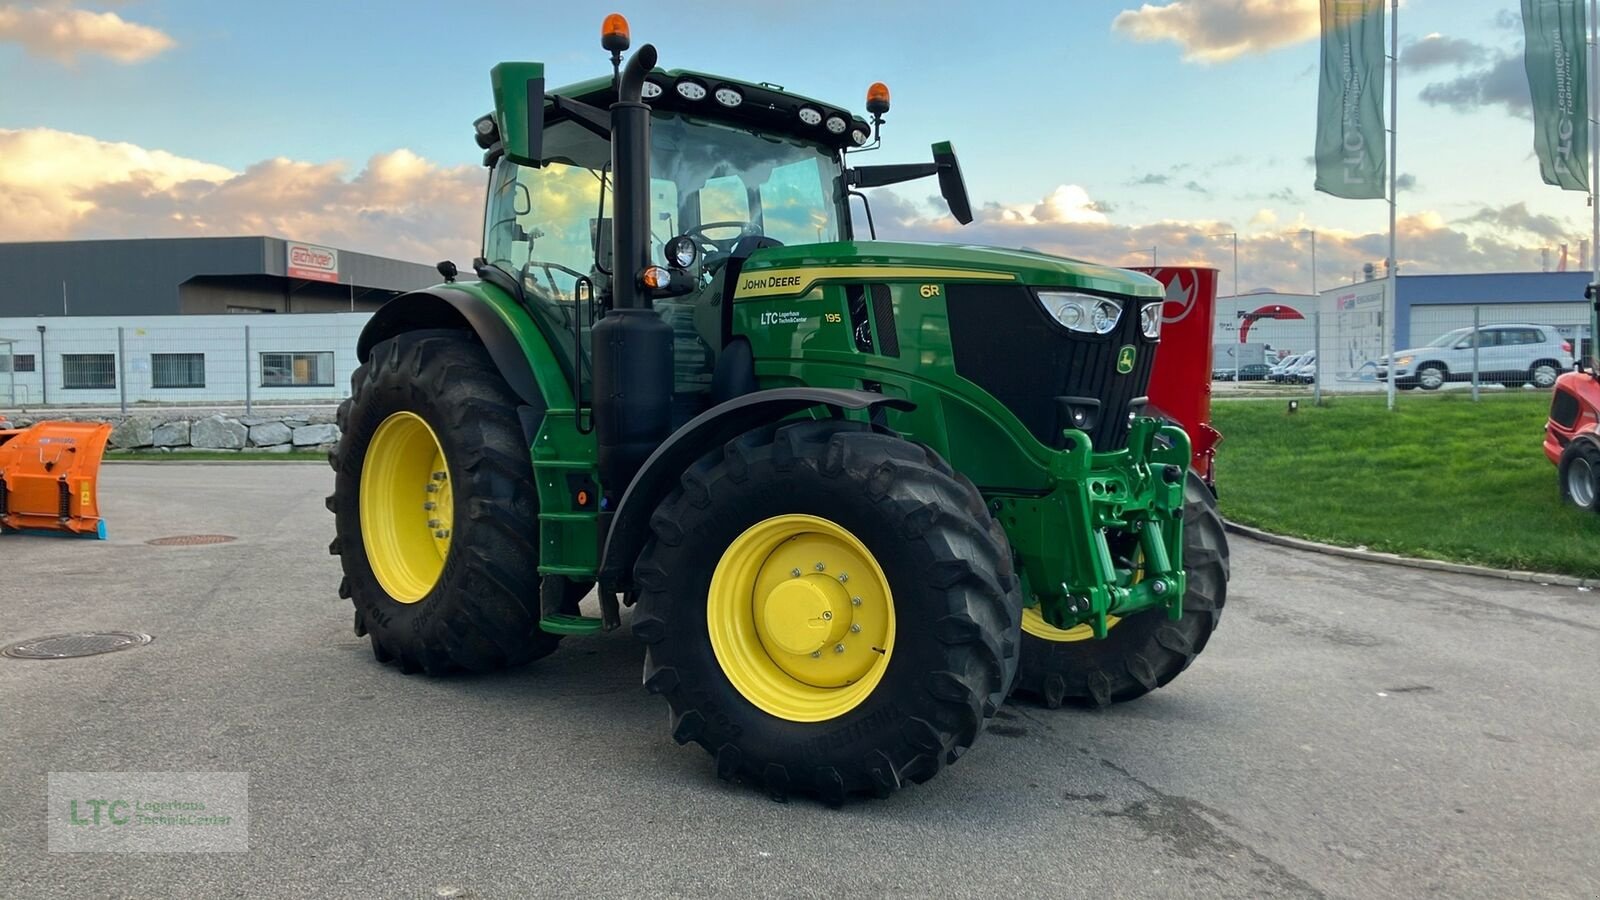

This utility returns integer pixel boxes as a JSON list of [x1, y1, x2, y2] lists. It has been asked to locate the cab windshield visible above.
[[483, 112, 846, 307]]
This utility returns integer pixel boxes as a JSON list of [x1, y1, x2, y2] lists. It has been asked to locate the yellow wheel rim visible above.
[[1021, 606, 1121, 642], [707, 514, 895, 723], [1022, 552, 1139, 641], [360, 411, 452, 603]]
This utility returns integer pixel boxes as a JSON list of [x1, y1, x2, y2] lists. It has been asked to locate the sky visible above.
[[0, 0, 1581, 293]]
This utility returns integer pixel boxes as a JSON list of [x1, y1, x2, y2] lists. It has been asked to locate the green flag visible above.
[[1315, 0, 1387, 200], [1523, 0, 1590, 192]]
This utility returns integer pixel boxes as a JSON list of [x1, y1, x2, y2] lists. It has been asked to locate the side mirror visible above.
[[490, 61, 546, 165], [932, 141, 973, 225]]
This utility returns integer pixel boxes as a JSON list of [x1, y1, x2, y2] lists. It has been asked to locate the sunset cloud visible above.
[[0, 4, 175, 63], [0, 128, 483, 264], [1112, 0, 1319, 64]]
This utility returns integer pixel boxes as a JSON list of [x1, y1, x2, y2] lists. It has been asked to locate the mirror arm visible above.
[[548, 94, 613, 141], [847, 162, 938, 189]]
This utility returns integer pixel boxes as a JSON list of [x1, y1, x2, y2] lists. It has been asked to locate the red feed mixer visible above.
[[1133, 266, 1223, 486]]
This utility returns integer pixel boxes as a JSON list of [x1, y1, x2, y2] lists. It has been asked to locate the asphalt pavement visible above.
[[2, 464, 1597, 898]]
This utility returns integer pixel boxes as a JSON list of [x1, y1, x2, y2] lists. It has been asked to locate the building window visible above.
[[0, 353, 34, 373], [62, 353, 116, 390], [261, 351, 334, 387], [151, 353, 206, 389]]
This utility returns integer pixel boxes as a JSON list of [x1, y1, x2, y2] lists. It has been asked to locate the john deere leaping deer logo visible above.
[[1116, 345, 1137, 374]]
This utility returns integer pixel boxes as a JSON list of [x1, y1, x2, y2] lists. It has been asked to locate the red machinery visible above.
[[1133, 266, 1222, 485], [1545, 369, 1600, 510]]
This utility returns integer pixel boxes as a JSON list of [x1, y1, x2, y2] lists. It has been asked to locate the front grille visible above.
[[946, 284, 1157, 451], [1551, 388, 1580, 428]]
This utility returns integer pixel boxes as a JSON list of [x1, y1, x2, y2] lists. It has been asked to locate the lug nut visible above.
[[837, 573, 849, 583], [814, 562, 826, 572], [810, 651, 821, 659], [1151, 580, 1167, 595], [850, 623, 861, 633], [432, 471, 447, 481], [834, 643, 845, 653], [427, 519, 441, 528], [821, 611, 833, 621], [435, 529, 449, 539], [851, 597, 862, 606], [426, 483, 439, 493], [423, 501, 436, 511], [791, 568, 802, 578]]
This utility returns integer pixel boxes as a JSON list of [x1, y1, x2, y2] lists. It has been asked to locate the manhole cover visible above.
[[3, 631, 154, 660], [146, 534, 236, 546]]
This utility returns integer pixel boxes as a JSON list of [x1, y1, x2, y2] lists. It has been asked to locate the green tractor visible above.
[[328, 16, 1228, 803]]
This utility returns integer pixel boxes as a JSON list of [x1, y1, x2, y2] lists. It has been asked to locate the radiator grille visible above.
[[946, 284, 1158, 452]]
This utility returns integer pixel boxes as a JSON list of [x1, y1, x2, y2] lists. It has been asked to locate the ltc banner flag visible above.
[[1315, 0, 1387, 199], [1523, 0, 1590, 192]]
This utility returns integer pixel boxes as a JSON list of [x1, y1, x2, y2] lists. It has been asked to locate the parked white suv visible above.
[[1378, 324, 1573, 390]]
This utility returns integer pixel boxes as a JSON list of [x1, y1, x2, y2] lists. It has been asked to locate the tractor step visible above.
[[538, 613, 605, 635]]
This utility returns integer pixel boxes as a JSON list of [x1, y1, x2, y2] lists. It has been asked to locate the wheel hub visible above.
[[759, 577, 847, 656]]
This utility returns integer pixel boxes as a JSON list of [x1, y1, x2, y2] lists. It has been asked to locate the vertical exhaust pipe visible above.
[[593, 44, 674, 536]]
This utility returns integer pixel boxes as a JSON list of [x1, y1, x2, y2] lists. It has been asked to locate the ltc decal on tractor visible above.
[[326, 14, 1229, 803]]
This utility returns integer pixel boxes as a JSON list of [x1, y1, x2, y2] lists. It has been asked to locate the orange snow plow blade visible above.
[[0, 421, 111, 539]]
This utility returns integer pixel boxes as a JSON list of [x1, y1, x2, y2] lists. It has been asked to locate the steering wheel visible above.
[[682, 221, 759, 261]]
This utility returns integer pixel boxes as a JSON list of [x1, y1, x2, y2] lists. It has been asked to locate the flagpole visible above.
[[1591, 0, 1598, 366], [1386, 0, 1399, 411]]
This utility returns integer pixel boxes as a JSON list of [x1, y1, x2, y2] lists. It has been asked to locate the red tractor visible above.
[[1547, 367, 1600, 510]]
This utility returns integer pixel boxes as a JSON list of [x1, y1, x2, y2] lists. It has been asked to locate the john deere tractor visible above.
[[328, 15, 1228, 803]]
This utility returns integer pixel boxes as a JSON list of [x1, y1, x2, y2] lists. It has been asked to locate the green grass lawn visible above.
[[107, 450, 324, 462], [1212, 391, 1600, 578]]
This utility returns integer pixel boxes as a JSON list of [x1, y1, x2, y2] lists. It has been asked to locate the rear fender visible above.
[[598, 388, 914, 592], [356, 285, 574, 414]]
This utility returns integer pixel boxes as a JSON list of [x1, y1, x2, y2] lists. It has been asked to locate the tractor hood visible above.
[[738, 241, 1164, 299]]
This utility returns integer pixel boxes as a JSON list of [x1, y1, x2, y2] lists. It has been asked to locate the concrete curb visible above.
[[1223, 521, 1597, 589]]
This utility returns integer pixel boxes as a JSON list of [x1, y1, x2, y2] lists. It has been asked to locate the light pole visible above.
[[1290, 229, 1320, 403], [1209, 231, 1240, 382]]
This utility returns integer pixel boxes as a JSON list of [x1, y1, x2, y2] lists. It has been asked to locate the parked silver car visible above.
[[1377, 324, 1574, 390]]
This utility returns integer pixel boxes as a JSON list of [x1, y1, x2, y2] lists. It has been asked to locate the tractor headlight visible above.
[[714, 86, 743, 108], [676, 79, 707, 101], [1140, 302, 1162, 339], [641, 80, 663, 100], [825, 114, 848, 135], [1038, 291, 1122, 335]]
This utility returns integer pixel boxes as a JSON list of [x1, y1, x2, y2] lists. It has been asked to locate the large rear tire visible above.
[[632, 420, 1021, 804], [1013, 472, 1228, 708], [328, 329, 574, 675]]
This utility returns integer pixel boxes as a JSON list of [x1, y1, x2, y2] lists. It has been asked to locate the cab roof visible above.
[[549, 68, 871, 152]]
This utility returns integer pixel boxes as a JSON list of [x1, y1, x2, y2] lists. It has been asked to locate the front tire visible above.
[[1559, 441, 1600, 511], [328, 329, 565, 675], [1014, 472, 1229, 708], [1417, 363, 1448, 390], [632, 420, 1021, 803]]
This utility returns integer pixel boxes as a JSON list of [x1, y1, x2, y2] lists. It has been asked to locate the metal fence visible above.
[[1215, 300, 1593, 403], [0, 317, 368, 413]]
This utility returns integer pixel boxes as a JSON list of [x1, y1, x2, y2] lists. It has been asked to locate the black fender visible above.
[[356, 288, 544, 410], [599, 387, 914, 590]]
